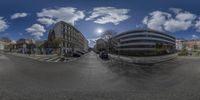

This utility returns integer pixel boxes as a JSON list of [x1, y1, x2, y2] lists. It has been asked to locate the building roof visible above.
[[0, 41, 10, 45]]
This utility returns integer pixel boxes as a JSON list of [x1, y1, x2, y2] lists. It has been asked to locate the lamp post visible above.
[[23, 43, 26, 54], [59, 43, 62, 56]]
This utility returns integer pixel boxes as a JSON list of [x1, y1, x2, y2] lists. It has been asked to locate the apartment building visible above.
[[48, 21, 88, 55]]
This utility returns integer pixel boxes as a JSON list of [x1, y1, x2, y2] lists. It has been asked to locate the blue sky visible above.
[[0, 0, 200, 44]]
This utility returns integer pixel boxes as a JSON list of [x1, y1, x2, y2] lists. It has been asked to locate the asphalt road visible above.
[[0, 52, 200, 100]]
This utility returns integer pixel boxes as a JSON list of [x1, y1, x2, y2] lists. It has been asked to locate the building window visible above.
[[63, 33, 66, 39], [63, 42, 65, 47]]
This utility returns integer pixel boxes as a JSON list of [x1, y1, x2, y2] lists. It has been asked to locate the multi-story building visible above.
[[16, 38, 36, 53], [114, 29, 176, 56], [0, 37, 12, 43], [176, 40, 200, 56], [48, 21, 88, 55], [94, 39, 107, 53], [184, 40, 199, 51], [0, 41, 7, 50], [176, 40, 185, 51], [0, 39, 16, 51]]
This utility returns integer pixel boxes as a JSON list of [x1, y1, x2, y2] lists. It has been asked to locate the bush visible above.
[[178, 50, 188, 56]]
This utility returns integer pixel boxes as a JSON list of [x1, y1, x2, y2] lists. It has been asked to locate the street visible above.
[[0, 52, 200, 100]]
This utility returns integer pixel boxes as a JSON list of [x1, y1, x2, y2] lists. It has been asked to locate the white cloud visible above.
[[195, 18, 200, 32], [143, 9, 196, 32], [19, 33, 23, 36], [175, 11, 196, 21], [169, 8, 182, 14], [37, 7, 85, 25], [0, 17, 8, 32], [192, 34, 199, 39], [164, 11, 196, 32], [11, 40, 16, 44], [142, 11, 171, 31], [164, 19, 192, 32], [86, 7, 130, 25], [26, 24, 46, 39], [11, 12, 28, 19], [37, 17, 56, 26], [87, 38, 98, 47]]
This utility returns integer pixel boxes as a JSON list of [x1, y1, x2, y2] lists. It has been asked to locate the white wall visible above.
[[0, 43, 5, 50]]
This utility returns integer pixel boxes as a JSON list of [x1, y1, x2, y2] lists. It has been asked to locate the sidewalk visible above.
[[109, 53, 178, 64], [6, 52, 57, 57], [5, 52, 75, 63]]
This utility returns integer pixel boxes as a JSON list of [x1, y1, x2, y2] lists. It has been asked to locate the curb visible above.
[[4, 52, 89, 63], [109, 53, 178, 65]]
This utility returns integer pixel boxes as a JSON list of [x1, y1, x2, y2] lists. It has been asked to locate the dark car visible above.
[[73, 52, 82, 57], [99, 51, 108, 59]]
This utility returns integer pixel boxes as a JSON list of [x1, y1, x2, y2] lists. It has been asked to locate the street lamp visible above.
[[23, 43, 27, 54], [59, 43, 62, 56]]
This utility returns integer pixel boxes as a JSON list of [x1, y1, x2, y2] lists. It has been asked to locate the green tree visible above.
[[48, 38, 62, 48], [193, 43, 198, 52]]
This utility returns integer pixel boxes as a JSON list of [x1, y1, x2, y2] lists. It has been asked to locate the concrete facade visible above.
[[48, 21, 88, 55], [0, 41, 6, 50], [94, 39, 107, 52], [176, 40, 184, 51], [114, 29, 176, 56]]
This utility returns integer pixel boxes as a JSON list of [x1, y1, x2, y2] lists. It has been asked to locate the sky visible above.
[[0, 0, 200, 46]]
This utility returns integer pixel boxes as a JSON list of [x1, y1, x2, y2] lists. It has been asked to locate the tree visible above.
[[101, 30, 117, 41], [179, 41, 188, 56], [41, 38, 62, 48], [46, 38, 62, 48], [100, 30, 117, 53], [193, 42, 198, 52]]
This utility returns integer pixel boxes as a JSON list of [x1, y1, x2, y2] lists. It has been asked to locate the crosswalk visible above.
[[8, 53, 76, 63], [28, 56, 61, 62], [0, 54, 9, 60], [28, 55, 76, 63]]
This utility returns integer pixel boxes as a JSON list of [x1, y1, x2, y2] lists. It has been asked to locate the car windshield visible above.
[[0, 0, 200, 100]]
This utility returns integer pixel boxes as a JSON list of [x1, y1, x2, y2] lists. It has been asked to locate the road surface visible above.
[[0, 52, 200, 100]]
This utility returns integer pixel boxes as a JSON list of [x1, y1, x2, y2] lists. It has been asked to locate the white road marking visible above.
[[0, 54, 9, 60], [46, 56, 60, 62]]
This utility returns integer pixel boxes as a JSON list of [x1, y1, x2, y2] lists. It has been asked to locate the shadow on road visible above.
[[102, 58, 188, 90], [105, 58, 181, 80]]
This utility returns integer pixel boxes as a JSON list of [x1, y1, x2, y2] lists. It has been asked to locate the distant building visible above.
[[48, 21, 88, 56], [0, 39, 16, 51], [114, 29, 176, 56], [95, 39, 107, 52], [176, 39, 200, 51], [16, 38, 36, 54], [0, 41, 7, 50], [197, 40, 200, 50], [176, 40, 184, 51], [176, 40, 200, 56], [0, 37, 12, 43], [184, 40, 199, 51]]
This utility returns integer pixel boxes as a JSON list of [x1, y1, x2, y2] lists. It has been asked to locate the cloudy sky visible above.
[[0, 0, 200, 46]]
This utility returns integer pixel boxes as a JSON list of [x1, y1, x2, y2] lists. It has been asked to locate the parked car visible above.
[[77, 51, 84, 55], [73, 52, 82, 57], [99, 51, 108, 59], [96, 51, 100, 54]]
